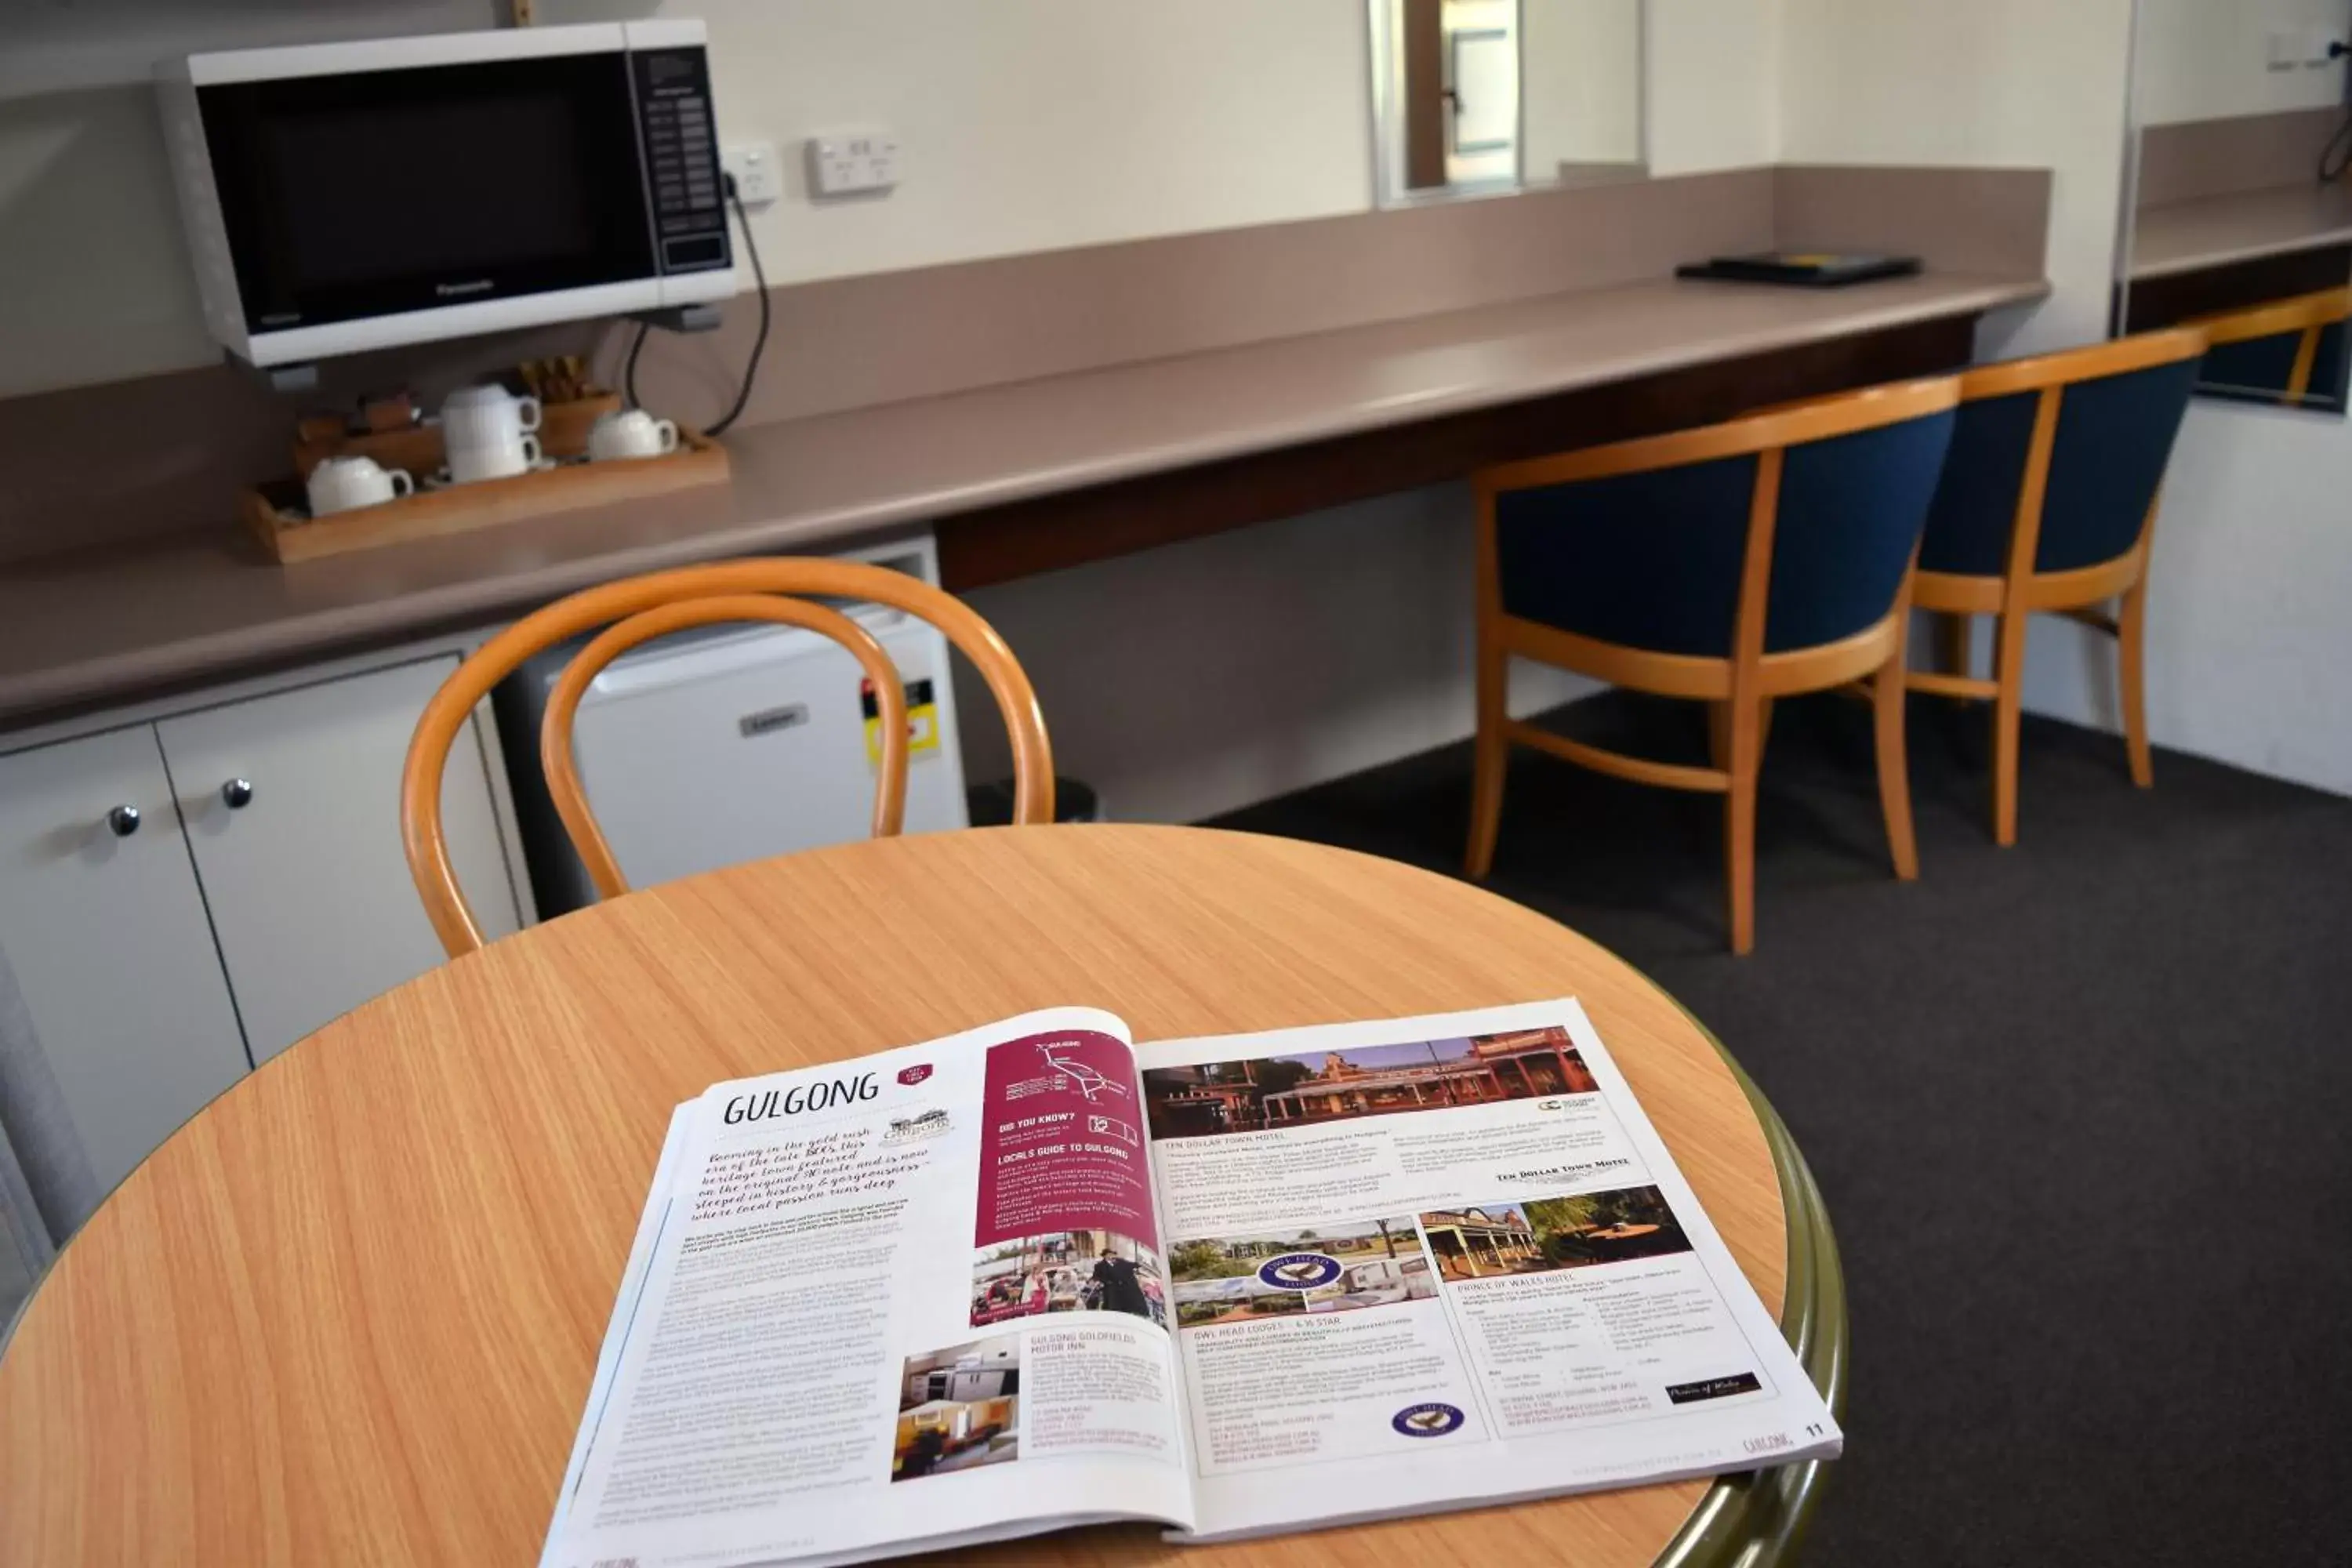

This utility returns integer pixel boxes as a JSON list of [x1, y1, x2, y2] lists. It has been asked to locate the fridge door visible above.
[[563, 610, 969, 892]]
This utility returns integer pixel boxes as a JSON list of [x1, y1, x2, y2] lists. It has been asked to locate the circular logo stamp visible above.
[[1392, 1403, 1465, 1438], [1255, 1251, 1342, 1290], [884, 1108, 951, 1143]]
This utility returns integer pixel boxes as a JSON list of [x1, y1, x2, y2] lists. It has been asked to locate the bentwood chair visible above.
[[402, 558, 1053, 957], [2187, 285, 2352, 408], [1466, 377, 1962, 954], [1907, 327, 2207, 846]]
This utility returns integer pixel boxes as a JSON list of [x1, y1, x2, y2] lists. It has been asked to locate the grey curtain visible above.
[[0, 943, 100, 1330]]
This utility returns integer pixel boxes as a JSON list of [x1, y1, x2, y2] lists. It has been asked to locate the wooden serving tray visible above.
[[243, 429, 729, 564], [539, 393, 626, 460]]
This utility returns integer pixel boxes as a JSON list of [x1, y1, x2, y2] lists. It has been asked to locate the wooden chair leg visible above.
[[1873, 647, 1919, 881], [2118, 583, 2154, 789], [1991, 609, 2029, 847], [1936, 612, 1973, 701], [1708, 698, 1773, 771], [1723, 699, 1762, 955], [1465, 637, 1509, 880]]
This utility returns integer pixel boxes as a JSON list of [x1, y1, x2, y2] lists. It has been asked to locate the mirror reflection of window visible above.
[[1372, 0, 1646, 205], [1446, 8, 1521, 187]]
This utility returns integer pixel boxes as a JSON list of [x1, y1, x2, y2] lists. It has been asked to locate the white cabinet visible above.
[[0, 728, 251, 1197], [156, 655, 522, 1064], [0, 646, 531, 1207]]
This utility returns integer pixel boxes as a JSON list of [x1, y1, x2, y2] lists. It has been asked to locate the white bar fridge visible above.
[[495, 536, 971, 916]]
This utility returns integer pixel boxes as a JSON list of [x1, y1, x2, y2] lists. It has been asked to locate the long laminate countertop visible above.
[[0, 269, 2044, 727], [2130, 183, 2352, 280]]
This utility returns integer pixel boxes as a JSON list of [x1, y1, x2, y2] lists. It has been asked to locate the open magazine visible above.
[[539, 1000, 1839, 1567]]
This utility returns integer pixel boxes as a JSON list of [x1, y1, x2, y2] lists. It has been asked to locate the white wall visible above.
[[13, 0, 2336, 809], [1646, 0, 1780, 176], [0, 0, 1778, 395], [0, 0, 1779, 826], [0, 0, 494, 98], [0, 0, 496, 401], [0, 0, 1373, 398], [644, 0, 1768, 822], [2065, 0, 2352, 795], [2038, 0, 2352, 796], [2136, 0, 2350, 124], [2092, 0, 2352, 794], [0, 86, 217, 397], [949, 0, 1780, 821], [2022, 405, 2352, 793], [1522, 0, 1645, 175], [545, 0, 1374, 288], [956, 488, 1594, 824], [1778, 0, 2352, 797], [1778, 0, 2136, 355]]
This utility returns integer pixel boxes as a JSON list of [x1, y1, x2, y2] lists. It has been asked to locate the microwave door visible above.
[[196, 51, 657, 347]]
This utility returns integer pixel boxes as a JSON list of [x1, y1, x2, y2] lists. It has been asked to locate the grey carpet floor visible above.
[[1210, 690, 2352, 1567]]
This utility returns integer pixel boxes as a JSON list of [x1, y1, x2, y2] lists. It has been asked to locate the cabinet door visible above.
[[0, 727, 251, 1196], [156, 657, 521, 1065]]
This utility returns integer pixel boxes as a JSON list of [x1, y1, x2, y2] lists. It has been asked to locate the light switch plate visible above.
[[720, 140, 782, 207], [806, 132, 899, 198]]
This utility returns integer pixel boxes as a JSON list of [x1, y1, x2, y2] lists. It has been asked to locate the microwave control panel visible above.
[[631, 46, 734, 275]]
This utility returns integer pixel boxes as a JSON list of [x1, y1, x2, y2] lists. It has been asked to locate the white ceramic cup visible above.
[[588, 408, 681, 462], [445, 431, 543, 485], [306, 455, 413, 516], [440, 384, 543, 483]]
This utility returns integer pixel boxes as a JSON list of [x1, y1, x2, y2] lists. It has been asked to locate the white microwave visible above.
[[158, 22, 739, 368]]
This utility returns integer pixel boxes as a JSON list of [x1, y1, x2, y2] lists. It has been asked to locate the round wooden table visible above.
[[0, 825, 1845, 1566]]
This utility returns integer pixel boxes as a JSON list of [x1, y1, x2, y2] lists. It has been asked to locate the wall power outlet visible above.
[[807, 132, 899, 198], [720, 140, 783, 207]]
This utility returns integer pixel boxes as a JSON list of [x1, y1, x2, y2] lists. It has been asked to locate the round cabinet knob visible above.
[[104, 804, 141, 837], [220, 779, 255, 810]]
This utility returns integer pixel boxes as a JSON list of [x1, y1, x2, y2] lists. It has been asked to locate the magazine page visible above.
[[540, 1007, 1193, 1568], [539, 1102, 696, 1566], [1136, 999, 1839, 1542]]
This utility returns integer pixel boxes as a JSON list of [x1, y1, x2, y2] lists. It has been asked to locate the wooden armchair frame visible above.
[[1907, 328, 2208, 845], [1467, 376, 1962, 954]]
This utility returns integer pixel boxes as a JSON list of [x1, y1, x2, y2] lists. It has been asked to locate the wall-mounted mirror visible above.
[[2118, 0, 2352, 414], [1367, 0, 1646, 206]]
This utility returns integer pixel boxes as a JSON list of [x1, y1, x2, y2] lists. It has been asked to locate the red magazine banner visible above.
[[975, 1029, 1156, 1250]]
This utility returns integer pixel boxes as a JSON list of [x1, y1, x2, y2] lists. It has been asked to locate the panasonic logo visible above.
[[434, 278, 495, 297]]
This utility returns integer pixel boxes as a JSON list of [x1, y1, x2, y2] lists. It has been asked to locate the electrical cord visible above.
[[2324, 42, 2352, 183], [622, 318, 651, 412], [624, 174, 770, 436]]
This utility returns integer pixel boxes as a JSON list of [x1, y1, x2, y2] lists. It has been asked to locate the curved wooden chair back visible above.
[[1951, 321, 2211, 401], [2186, 285, 2352, 405], [1475, 374, 1963, 695], [1918, 325, 2209, 604], [403, 559, 1053, 957]]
